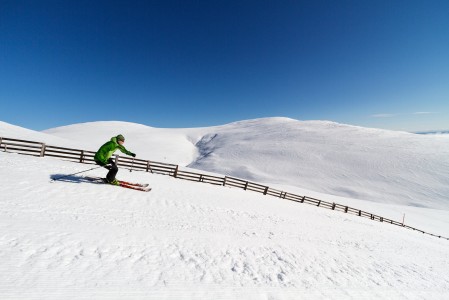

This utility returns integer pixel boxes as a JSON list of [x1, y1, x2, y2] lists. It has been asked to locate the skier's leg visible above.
[[95, 159, 111, 181], [106, 162, 118, 183]]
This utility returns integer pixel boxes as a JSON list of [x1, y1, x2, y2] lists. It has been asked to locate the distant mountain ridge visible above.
[[415, 130, 449, 135]]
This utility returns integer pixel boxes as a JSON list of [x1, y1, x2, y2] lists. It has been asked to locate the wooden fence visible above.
[[1, 136, 448, 241]]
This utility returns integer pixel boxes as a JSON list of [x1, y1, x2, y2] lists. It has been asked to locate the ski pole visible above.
[[51, 165, 104, 182]]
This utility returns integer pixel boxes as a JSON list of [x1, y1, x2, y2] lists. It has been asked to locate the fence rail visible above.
[[1, 135, 447, 241]]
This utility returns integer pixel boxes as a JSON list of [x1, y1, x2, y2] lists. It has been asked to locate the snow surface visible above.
[[2, 118, 449, 298], [1, 152, 449, 299], [0, 121, 79, 148], [41, 118, 449, 210]]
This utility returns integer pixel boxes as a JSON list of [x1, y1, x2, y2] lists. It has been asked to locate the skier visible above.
[[94, 134, 136, 185]]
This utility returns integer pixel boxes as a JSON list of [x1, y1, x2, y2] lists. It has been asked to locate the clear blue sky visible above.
[[1, 0, 448, 132]]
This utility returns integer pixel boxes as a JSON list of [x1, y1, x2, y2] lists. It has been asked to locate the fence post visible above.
[[332, 203, 336, 210], [79, 150, 84, 163], [174, 165, 179, 178], [263, 187, 268, 195], [223, 176, 227, 186], [244, 181, 248, 190], [199, 174, 203, 182], [115, 155, 119, 164], [300, 196, 305, 203], [40, 143, 46, 157], [344, 206, 348, 213], [317, 200, 321, 207]]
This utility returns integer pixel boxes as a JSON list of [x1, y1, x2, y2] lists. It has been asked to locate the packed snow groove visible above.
[[1, 135, 448, 241]]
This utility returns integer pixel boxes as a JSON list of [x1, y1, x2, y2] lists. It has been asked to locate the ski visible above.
[[119, 182, 151, 192], [83, 176, 151, 191], [118, 180, 149, 188]]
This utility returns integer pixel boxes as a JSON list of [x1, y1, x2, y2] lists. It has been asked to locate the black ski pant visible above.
[[95, 158, 118, 183]]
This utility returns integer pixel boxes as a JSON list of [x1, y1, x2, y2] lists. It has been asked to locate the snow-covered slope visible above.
[[187, 118, 449, 210], [1, 152, 448, 299], [43, 121, 203, 165], [3, 118, 449, 209], [0, 121, 77, 148], [42, 118, 449, 210]]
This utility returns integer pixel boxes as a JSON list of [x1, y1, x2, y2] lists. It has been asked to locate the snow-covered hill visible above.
[[0, 121, 78, 148], [1, 152, 448, 299], [43, 121, 203, 165], [2, 118, 449, 299], [186, 118, 449, 210], [41, 118, 449, 210], [2, 118, 449, 209]]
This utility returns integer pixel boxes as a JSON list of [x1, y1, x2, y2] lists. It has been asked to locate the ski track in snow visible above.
[[1, 153, 449, 299]]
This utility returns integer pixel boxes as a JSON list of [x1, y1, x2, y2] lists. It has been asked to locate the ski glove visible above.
[[130, 153, 136, 157]]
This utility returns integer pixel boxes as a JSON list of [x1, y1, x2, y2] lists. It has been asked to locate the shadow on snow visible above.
[[50, 174, 103, 185]]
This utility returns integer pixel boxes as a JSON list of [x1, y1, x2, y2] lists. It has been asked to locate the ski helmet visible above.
[[117, 134, 125, 142]]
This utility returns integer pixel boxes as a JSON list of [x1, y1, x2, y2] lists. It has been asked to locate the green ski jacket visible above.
[[94, 136, 133, 165]]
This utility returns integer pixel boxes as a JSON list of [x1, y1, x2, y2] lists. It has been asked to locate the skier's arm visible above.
[[118, 145, 136, 157]]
